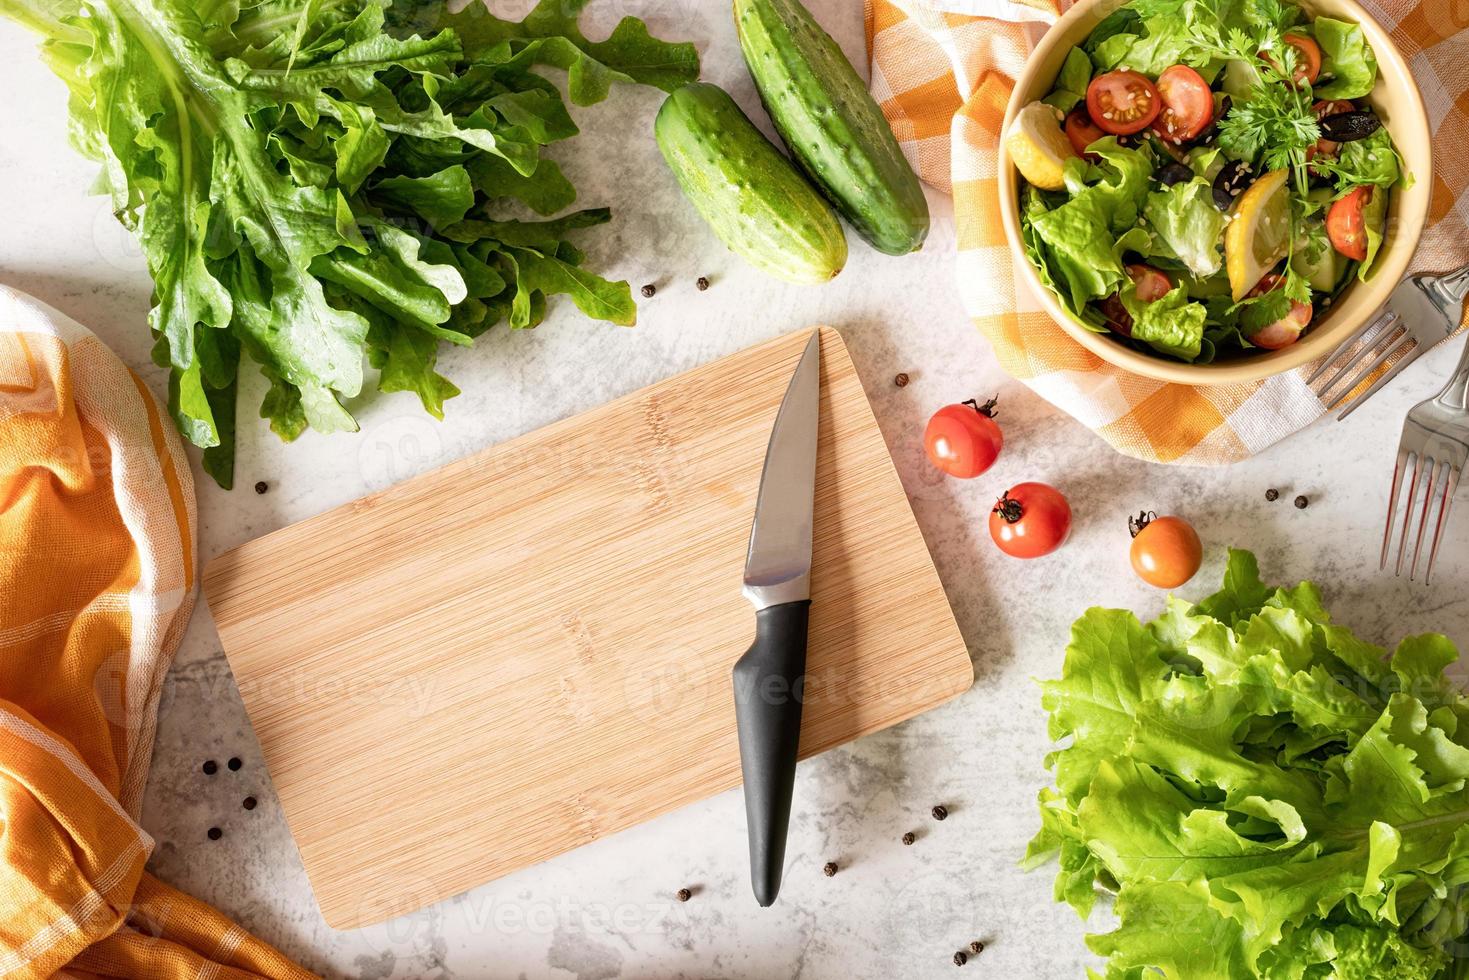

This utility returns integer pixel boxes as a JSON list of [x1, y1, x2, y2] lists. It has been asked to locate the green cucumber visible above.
[[655, 82, 847, 285], [734, 0, 929, 255], [1291, 241, 1346, 293]]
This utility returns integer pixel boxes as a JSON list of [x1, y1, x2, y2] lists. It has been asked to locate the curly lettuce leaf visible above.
[[1043, 47, 1093, 113], [1022, 139, 1154, 312], [1122, 283, 1208, 361], [1143, 178, 1227, 278], [1315, 127, 1404, 191], [1029, 549, 1469, 978], [1313, 16, 1378, 100]]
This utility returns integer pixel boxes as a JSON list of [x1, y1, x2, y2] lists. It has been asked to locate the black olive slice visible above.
[[1319, 111, 1382, 142]]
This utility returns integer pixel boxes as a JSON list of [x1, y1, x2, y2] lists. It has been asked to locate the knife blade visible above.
[[733, 329, 820, 907]]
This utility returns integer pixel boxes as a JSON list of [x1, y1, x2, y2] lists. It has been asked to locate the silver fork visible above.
[[1308, 263, 1469, 419], [1381, 330, 1469, 584]]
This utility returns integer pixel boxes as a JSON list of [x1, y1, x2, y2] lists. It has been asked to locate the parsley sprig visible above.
[[1216, 50, 1321, 192]]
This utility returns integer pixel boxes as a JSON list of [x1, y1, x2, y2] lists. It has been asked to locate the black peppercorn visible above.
[[932, 805, 948, 821], [1294, 495, 1309, 509], [202, 760, 218, 775], [1265, 488, 1280, 501], [822, 861, 837, 877], [254, 481, 268, 494], [953, 951, 968, 966], [640, 283, 656, 298], [696, 276, 710, 291], [902, 831, 916, 846], [676, 888, 691, 902], [894, 372, 910, 388], [243, 796, 257, 811], [207, 827, 222, 841], [969, 941, 985, 955], [227, 757, 242, 771]]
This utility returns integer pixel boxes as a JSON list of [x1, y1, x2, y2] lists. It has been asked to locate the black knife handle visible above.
[[732, 599, 811, 907]]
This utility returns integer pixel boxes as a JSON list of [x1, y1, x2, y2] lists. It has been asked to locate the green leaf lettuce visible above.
[[1029, 549, 1469, 978]]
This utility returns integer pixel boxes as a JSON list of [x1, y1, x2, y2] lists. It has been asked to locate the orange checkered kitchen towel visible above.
[[0, 285, 314, 979], [867, 0, 1469, 463]]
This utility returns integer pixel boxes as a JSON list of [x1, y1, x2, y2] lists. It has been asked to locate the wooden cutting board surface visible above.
[[205, 327, 971, 929]]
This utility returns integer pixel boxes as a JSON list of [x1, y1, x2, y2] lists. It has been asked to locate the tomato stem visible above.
[[1128, 510, 1157, 538], [962, 397, 999, 419], [993, 491, 1023, 524]]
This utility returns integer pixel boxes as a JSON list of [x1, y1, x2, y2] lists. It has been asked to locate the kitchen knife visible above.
[[733, 329, 820, 907]]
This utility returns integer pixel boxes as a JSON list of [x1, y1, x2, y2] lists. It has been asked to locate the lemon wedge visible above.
[[1225, 169, 1292, 300], [1006, 102, 1075, 191]]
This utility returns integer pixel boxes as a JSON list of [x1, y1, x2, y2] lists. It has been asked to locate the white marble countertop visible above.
[[3, 3, 1467, 978]]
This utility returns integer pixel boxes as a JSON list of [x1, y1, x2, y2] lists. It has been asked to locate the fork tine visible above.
[[1396, 452, 1425, 576], [1324, 330, 1415, 412], [1307, 307, 1394, 386], [1424, 465, 1460, 587], [1336, 340, 1431, 420], [1381, 448, 1409, 570], [1315, 313, 1399, 395], [1409, 459, 1440, 581]]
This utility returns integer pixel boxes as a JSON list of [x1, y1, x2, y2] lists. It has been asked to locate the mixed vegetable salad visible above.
[[1006, 0, 1409, 363]]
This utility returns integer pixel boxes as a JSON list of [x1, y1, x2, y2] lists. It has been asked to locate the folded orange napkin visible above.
[[0, 286, 313, 979], [867, 0, 1469, 463]]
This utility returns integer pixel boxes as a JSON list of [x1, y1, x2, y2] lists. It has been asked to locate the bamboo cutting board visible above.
[[205, 328, 971, 929]]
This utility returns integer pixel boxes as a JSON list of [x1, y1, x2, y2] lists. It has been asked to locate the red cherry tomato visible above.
[[1065, 107, 1107, 158], [924, 398, 1003, 479], [990, 483, 1072, 559], [1286, 34, 1323, 84], [1129, 513, 1203, 589], [1263, 34, 1322, 84], [1306, 99, 1357, 164], [1150, 65, 1214, 144], [1315, 99, 1358, 116], [1098, 264, 1172, 336], [1327, 185, 1372, 262], [1086, 70, 1161, 136], [1245, 273, 1314, 349], [1129, 263, 1173, 301]]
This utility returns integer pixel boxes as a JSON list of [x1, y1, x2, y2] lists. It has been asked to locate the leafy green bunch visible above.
[[1, 0, 698, 486], [1028, 550, 1469, 979]]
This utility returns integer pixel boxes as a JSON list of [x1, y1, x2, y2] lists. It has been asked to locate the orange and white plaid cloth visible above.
[[0, 285, 313, 979], [867, 0, 1469, 463]]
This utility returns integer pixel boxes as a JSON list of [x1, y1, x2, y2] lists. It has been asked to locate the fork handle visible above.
[[1435, 324, 1469, 412]]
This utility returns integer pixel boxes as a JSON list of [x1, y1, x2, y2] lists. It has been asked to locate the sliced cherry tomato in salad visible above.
[[1129, 513, 1203, 589], [1270, 33, 1322, 84], [1065, 107, 1107, 158], [1314, 99, 1358, 118], [1128, 263, 1173, 301], [1099, 264, 1172, 336], [1245, 273, 1314, 349], [1086, 70, 1161, 136], [990, 483, 1072, 559], [1150, 65, 1214, 144], [924, 398, 1003, 479], [1327, 185, 1372, 262]]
